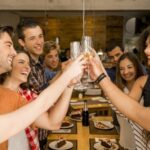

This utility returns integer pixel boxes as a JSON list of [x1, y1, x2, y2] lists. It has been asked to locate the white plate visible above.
[[85, 88, 101, 96], [60, 122, 74, 129], [94, 121, 114, 130], [49, 140, 73, 150], [94, 142, 119, 150]]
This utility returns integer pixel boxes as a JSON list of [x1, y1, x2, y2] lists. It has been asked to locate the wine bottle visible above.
[[82, 100, 89, 126]]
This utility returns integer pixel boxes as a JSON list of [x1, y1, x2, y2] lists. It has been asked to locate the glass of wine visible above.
[[81, 36, 94, 86], [70, 41, 88, 92]]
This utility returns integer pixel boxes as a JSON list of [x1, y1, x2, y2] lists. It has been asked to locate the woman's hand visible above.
[[64, 55, 87, 81], [88, 51, 107, 81]]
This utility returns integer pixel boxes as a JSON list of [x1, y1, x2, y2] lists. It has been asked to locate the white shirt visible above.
[[8, 130, 30, 150]]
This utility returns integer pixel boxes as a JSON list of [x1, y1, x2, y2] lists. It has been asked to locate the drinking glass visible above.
[[70, 41, 87, 92], [81, 36, 94, 84]]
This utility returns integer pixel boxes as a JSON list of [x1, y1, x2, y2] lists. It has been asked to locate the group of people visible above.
[[0, 19, 150, 150], [88, 26, 150, 149], [0, 20, 86, 150]]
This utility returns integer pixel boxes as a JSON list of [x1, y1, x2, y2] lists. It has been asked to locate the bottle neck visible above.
[[83, 101, 88, 111]]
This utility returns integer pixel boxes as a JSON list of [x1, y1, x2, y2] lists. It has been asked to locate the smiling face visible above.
[[44, 49, 60, 70], [10, 52, 31, 84], [119, 58, 136, 82], [18, 26, 44, 61], [144, 36, 150, 66], [0, 32, 16, 74]]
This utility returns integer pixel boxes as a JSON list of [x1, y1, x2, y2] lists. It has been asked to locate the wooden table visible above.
[[47, 116, 119, 150], [70, 95, 112, 116]]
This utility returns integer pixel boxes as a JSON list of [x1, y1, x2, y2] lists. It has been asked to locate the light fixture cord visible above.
[[82, 0, 85, 38]]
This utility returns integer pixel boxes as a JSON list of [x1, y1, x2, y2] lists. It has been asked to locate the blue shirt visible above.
[[44, 67, 57, 82]]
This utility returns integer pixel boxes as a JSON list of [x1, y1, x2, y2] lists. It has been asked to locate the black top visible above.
[[106, 67, 116, 82], [142, 75, 150, 107]]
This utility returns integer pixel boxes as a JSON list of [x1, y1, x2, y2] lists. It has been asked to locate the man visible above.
[[43, 41, 61, 81], [0, 26, 16, 74], [16, 20, 57, 149], [105, 39, 124, 82], [0, 25, 86, 148], [44, 41, 61, 72]]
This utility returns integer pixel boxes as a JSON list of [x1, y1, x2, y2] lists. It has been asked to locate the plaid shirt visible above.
[[28, 56, 49, 141], [29, 56, 48, 93], [19, 88, 40, 150]]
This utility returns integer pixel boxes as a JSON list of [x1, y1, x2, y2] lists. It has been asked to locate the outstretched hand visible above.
[[88, 50, 107, 80], [64, 54, 87, 81]]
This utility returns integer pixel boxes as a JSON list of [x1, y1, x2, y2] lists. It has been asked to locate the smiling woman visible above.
[[88, 26, 150, 149], [0, 51, 31, 89], [0, 51, 35, 150]]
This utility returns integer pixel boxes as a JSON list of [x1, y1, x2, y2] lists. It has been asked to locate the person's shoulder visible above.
[[0, 86, 18, 95], [137, 75, 148, 81], [136, 75, 148, 87]]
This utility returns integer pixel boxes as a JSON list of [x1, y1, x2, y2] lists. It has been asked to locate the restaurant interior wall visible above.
[[21, 15, 123, 51]]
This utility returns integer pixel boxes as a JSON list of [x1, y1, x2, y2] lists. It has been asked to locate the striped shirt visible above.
[[108, 87, 150, 150]]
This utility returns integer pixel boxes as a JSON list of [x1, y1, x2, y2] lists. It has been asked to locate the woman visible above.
[[89, 27, 150, 148], [1, 51, 84, 150], [115, 52, 144, 149]]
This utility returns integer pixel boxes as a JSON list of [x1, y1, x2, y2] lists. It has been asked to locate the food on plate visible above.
[[95, 122, 109, 129], [101, 139, 112, 148], [61, 121, 71, 127], [94, 121, 114, 129], [94, 138, 119, 150], [71, 113, 81, 119], [56, 138, 66, 148], [70, 110, 82, 120]]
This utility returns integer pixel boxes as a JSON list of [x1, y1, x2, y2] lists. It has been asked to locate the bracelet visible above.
[[94, 73, 106, 84]]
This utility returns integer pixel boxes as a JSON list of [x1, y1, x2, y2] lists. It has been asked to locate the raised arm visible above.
[[34, 86, 74, 130], [89, 56, 150, 131], [129, 75, 147, 102], [0, 55, 86, 143]]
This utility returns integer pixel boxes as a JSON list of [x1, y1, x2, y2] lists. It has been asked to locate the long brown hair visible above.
[[116, 52, 144, 90], [0, 50, 33, 90]]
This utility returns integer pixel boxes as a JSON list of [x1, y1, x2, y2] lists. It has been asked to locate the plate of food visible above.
[[94, 121, 114, 130], [94, 138, 119, 150], [49, 139, 73, 150], [60, 121, 74, 129], [69, 110, 82, 121]]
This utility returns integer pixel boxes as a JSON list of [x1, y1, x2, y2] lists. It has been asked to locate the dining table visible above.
[[46, 116, 119, 150], [70, 89, 112, 116], [46, 88, 119, 150]]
